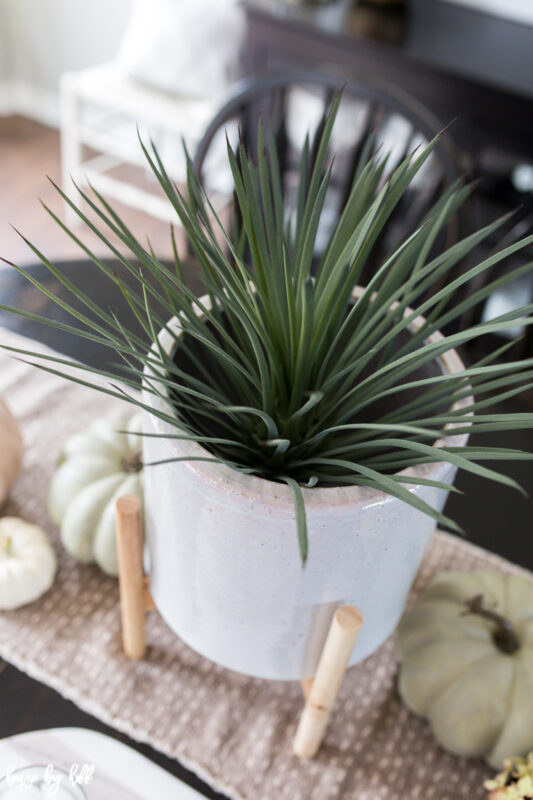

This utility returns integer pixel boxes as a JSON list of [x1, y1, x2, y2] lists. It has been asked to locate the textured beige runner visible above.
[[0, 327, 529, 800]]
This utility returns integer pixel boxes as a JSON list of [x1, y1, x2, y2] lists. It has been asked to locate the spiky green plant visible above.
[[3, 95, 533, 562]]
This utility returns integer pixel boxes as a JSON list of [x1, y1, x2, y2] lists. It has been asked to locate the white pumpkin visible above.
[[397, 570, 533, 768], [0, 397, 23, 506], [48, 414, 143, 576], [0, 517, 57, 610]]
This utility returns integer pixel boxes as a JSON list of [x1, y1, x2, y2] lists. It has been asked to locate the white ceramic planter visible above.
[[142, 297, 470, 681]]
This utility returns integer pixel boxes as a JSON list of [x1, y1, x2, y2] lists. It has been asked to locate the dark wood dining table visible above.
[[1, 257, 533, 797]]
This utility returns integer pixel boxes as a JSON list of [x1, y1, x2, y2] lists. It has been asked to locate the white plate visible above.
[[0, 728, 205, 800]]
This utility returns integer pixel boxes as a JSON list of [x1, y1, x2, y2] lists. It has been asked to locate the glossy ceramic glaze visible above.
[[142, 295, 470, 680]]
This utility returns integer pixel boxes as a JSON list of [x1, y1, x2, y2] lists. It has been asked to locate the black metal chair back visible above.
[[192, 72, 465, 276]]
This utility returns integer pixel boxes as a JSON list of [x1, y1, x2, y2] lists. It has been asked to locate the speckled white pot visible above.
[[142, 295, 470, 681]]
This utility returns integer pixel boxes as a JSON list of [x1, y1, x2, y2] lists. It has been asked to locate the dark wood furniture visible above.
[[193, 71, 464, 273], [193, 72, 459, 180], [243, 0, 533, 162], [0, 258, 204, 372]]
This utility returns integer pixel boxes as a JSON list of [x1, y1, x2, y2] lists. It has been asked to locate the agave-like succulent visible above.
[[2, 95, 533, 561]]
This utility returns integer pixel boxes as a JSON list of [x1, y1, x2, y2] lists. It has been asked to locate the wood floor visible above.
[[0, 116, 179, 269]]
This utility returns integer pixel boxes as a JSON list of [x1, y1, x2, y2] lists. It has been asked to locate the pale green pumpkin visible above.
[[48, 414, 143, 576], [0, 517, 56, 610], [397, 570, 533, 768]]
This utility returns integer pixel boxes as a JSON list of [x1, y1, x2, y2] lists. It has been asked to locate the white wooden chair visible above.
[[59, 62, 226, 226]]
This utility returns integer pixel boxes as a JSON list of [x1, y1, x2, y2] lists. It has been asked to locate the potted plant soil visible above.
[[3, 96, 533, 680]]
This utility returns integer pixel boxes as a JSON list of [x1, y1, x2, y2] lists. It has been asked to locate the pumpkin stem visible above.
[[0, 536, 12, 556], [462, 594, 521, 655], [121, 451, 143, 474]]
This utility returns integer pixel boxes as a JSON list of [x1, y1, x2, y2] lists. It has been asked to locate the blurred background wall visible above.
[[0, 0, 133, 125]]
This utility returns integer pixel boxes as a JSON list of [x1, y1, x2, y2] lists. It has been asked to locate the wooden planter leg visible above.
[[293, 605, 363, 759], [116, 494, 360, 757], [116, 495, 154, 659]]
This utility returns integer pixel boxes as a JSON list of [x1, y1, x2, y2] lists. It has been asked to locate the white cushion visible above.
[[116, 0, 245, 98]]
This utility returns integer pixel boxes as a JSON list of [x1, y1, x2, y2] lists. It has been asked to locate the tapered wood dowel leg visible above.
[[116, 495, 146, 659], [143, 576, 156, 612], [293, 605, 363, 759]]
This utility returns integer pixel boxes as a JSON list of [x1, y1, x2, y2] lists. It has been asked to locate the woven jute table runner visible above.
[[0, 327, 528, 800]]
